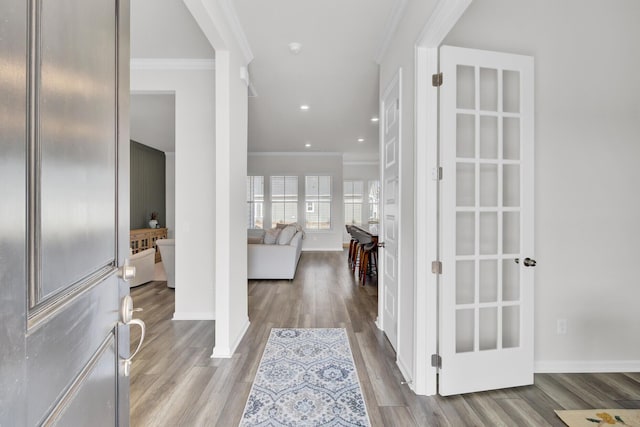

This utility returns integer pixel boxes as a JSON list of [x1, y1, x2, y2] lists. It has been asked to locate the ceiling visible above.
[[130, 94, 176, 152], [235, 0, 397, 156], [130, 0, 398, 158]]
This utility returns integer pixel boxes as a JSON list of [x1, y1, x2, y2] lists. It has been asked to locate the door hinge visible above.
[[431, 260, 442, 275], [431, 167, 442, 181], [431, 354, 442, 368], [432, 72, 443, 87]]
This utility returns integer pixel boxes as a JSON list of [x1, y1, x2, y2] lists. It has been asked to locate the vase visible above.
[[149, 219, 158, 229]]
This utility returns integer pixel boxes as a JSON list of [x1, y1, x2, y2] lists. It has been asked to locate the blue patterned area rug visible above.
[[239, 328, 371, 427]]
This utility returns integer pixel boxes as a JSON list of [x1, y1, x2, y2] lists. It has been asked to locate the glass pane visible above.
[[285, 176, 298, 200], [503, 165, 520, 207], [479, 260, 497, 303], [318, 202, 330, 230], [479, 212, 497, 255], [456, 212, 475, 256], [503, 70, 520, 113], [456, 309, 475, 353], [457, 65, 475, 109], [503, 305, 520, 348], [503, 258, 520, 301], [480, 116, 497, 159], [503, 118, 520, 160], [480, 164, 498, 207], [503, 212, 520, 254], [480, 68, 498, 112], [285, 202, 297, 223], [456, 114, 475, 158], [479, 307, 498, 351], [456, 163, 475, 207], [456, 260, 475, 304], [319, 176, 331, 200]]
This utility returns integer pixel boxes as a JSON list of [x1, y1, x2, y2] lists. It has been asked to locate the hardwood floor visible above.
[[130, 251, 640, 426]]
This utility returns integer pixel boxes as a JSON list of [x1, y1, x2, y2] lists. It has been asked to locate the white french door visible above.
[[379, 70, 401, 351], [439, 46, 535, 396]]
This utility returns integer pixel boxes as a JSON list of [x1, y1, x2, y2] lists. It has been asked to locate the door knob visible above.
[[523, 257, 537, 267], [120, 295, 146, 376], [118, 259, 136, 282], [377, 242, 385, 248]]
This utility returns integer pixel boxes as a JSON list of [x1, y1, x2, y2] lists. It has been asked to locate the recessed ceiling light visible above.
[[305, 143, 312, 148], [371, 117, 379, 123], [288, 42, 302, 55], [300, 105, 310, 111], [357, 138, 365, 143]]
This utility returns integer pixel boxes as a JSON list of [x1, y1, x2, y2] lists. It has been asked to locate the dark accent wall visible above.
[[130, 140, 165, 229]]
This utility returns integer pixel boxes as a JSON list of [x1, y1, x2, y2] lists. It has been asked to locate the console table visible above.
[[130, 228, 167, 263]]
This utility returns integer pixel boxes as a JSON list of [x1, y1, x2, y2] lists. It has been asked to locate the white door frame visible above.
[[413, 0, 472, 395]]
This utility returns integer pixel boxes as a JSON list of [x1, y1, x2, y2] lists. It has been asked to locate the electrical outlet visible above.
[[557, 319, 567, 335]]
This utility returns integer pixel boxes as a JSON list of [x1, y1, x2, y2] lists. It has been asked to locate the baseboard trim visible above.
[[535, 360, 640, 373], [396, 357, 414, 391], [211, 318, 250, 359], [172, 311, 215, 320], [302, 248, 344, 252]]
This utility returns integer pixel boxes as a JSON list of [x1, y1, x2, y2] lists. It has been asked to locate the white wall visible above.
[[444, 0, 640, 370], [130, 67, 216, 320], [378, 0, 439, 386], [165, 152, 175, 238], [248, 153, 344, 251]]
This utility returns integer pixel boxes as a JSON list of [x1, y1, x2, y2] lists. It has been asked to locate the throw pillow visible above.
[[275, 223, 288, 230], [264, 228, 280, 245], [277, 225, 297, 245]]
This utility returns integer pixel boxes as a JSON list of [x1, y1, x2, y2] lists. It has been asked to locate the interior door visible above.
[[439, 46, 535, 395], [0, 0, 133, 424], [379, 70, 401, 351]]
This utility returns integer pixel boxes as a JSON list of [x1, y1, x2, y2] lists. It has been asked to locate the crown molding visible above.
[[130, 58, 215, 70], [417, 0, 472, 47], [248, 151, 342, 157], [218, 0, 254, 65], [374, 0, 408, 64]]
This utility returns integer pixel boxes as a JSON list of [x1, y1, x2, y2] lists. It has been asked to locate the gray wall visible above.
[[445, 0, 640, 368], [130, 140, 166, 229]]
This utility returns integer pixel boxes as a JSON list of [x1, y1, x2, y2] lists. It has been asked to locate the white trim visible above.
[[172, 311, 216, 320], [343, 161, 380, 166], [397, 356, 413, 385], [218, 0, 254, 65], [535, 360, 640, 373], [374, 0, 409, 64], [212, 318, 251, 358], [412, 0, 473, 396], [248, 151, 343, 157], [130, 58, 215, 70], [301, 247, 344, 252], [416, 0, 472, 46]]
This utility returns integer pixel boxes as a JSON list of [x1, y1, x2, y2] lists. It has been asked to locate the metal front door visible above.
[[379, 70, 401, 352], [439, 46, 535, 395], [0, 0, 133, 424]]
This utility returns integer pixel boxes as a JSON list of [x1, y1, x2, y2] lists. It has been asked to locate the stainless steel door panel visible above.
[[26, 277, 119, 425], [0, 0, 28, 424], [43, 334, 117, 426], [38, 0, 117, 301]]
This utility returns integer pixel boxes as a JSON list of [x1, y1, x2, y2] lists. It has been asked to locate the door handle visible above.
[[514, 257, 537, 267], [377, 242, 385, 248], [120, 295, 146, 376]]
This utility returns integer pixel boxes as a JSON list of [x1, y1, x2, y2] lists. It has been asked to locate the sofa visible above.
[[156, 238, 175, 288], [129, 247, 155, 288], [248, 224, 304, 280]]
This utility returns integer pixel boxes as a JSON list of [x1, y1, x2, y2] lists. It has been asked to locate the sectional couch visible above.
[[247, 223, 304, 280]]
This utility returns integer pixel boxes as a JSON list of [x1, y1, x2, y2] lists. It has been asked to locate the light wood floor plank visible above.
[[130, 251, 640, 426]]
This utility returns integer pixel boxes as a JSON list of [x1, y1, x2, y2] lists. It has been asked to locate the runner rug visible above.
[[240, 328, 370, 426], [555, 409, 640, 427]]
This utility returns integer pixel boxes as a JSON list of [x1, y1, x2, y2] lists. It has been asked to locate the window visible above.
[[344, 180, 364, 226], [305, 176, 331, 230], [271, 176, 298, 227], [368, 180, 380, 221], [247, 176, 264, 228]]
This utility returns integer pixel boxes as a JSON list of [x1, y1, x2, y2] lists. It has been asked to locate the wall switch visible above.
[[557, 318, 567, 335]]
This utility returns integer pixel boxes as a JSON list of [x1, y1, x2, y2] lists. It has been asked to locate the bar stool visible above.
[[345, 225, 357, 269]]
